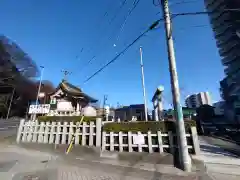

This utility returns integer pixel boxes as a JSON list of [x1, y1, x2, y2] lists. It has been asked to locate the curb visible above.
[[211, 135, 238, 145]]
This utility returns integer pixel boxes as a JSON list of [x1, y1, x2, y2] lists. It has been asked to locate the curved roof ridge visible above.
[[60, 80, 82, 93]]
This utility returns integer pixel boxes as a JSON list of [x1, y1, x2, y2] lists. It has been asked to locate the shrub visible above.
[[102, 120, 196, 133], [38, 116, 97, 123]]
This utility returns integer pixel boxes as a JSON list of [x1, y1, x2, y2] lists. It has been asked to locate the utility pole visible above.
[[102, 95, 108, 120], [33, 66, 44, 120], [6, 87, 15, 119], [61, 70, 72, 81], [139, 47, 148, 121], [35, 66, 44, 106], [160, 0, 190, 171]]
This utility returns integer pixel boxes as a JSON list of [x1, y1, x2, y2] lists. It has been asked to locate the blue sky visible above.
[[0, 0, 224, 109]]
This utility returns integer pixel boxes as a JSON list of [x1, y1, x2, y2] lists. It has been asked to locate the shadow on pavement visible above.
[[202, 136, 240, 157], [200, 144, 239, 158]]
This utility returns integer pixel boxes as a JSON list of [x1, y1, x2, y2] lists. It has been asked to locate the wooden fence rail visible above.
[[16, 119, 200, 155], [16, 118, 102, 147], [101, 126, 200, 154]]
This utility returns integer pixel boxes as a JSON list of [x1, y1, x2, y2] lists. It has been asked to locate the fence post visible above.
[[49, 122, 56, 144], [81, 122, 86, 145], [191, 126, 200, 155], [89, 121, 94, 146], [75, 122, 80, 145], [157, 131, 163, 153], [128, 131, 133, 152], [43, 122, 50, 143], [96, 118, 102, 147], [55, 122, 61, 145], [137, 132, 143, 152], [119, 131, 123, 152], [110, 131, 114, 151], [102, 131, 106, 151], [148, 131, 153, 153], [21, 121, 28, 142], [32, 121, 39, 143], [16, 119, 25, 143], [68, 122, 74, 144], [37, 122, 45, 143], [168, 131, 174, 155], [62, 122, 68, 144], [26, 121, 34, 142]]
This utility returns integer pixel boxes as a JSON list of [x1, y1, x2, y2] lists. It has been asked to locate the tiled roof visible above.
[[49, 80, 98, 103]]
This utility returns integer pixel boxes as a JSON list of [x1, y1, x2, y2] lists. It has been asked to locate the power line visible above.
[[170, 0, 199, 6], [79, 0, 115, 63], [82, 0, 140, 73], [109, 0, 128, 25], [79, 56, 96, 72], [79, 0, 130, 72], [115, 0, 141, 42], [83, 19, 162, 84]]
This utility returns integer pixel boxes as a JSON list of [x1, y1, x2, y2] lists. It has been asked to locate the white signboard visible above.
[[57, 101, 73, 111], [132, 134, 145, 145], [28, 104, 50, 114]]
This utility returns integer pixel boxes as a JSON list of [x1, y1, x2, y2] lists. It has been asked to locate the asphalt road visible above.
[[0, 118, 20, 141], [200, 136, 240, 157]]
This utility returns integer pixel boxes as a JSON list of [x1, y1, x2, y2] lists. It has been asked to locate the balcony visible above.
[[224, 60, 240, 75], [205, 0, 226, 12], [220, 44, 239, 57], [216, 34, 237, 47], [210, 13, 232, 28], [219, 39, 239, 54], [222, 55, 240, 66]]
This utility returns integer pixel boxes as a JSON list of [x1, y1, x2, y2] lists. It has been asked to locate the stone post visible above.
[[191, 126, 200, 155], [96, 118, 102, 147], [152, 86, 164, 121], [153, 100, 159, 121], [76, 103, 80, 115], [16, 119, 25, 143], [157, 94, 163, 121]]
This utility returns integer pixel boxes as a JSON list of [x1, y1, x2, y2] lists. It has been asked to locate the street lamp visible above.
[[6, 70, 27, 119], [35, 66, 44, 105], [32, 66, 44, 121], [6, 87, 15, 119]]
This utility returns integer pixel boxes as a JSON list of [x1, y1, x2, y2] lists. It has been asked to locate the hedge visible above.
[[102, 120, 196, 133], [37, 116, 97, 123]]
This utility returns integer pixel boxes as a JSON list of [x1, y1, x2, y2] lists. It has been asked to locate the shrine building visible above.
[[47, 80, 98, 116]]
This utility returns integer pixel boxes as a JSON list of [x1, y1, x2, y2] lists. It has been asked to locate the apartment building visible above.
[[185, 92, 212, 108]]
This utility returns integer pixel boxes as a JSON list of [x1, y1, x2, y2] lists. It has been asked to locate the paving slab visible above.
[[0, 143, 212, 180], [196, 136, 240, 179]]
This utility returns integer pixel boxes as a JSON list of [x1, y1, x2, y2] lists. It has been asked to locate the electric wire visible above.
[[83, 19, 162, 83], [115, 0, 140, 42], [109, 0, 128, 25], [82, 0, 140, 74], [80, 0, 129, 71], [170, 0, 198, 6]]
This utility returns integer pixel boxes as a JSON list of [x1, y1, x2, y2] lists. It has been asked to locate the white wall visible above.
[[82, 106, 97, 117], [57, 100, 74, 111]]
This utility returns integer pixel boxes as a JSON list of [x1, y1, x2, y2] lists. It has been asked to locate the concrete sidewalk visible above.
[[0, 142, 212, 180], [195, 136, 240, 180]]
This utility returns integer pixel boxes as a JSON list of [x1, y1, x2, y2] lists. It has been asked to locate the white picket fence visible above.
[[16, 119, 200, 155], [16, 118, 102, 147], [102, 126, 200, 154]]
